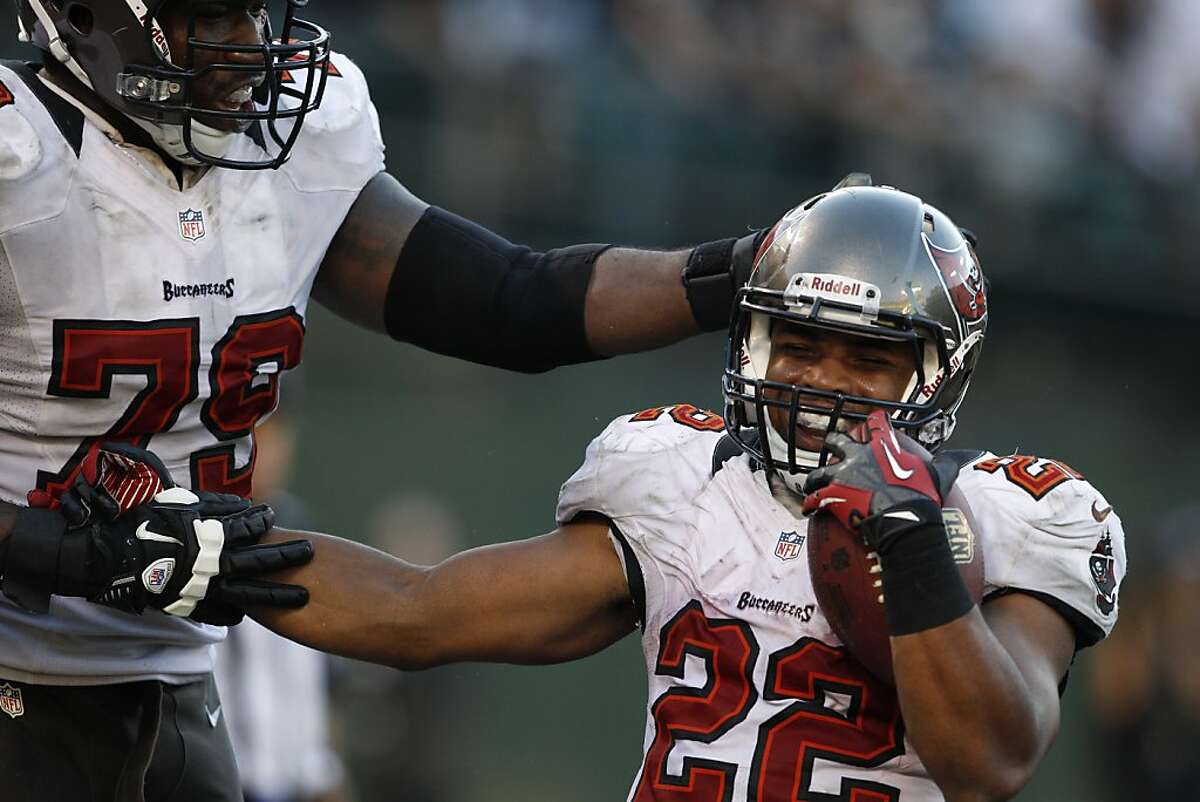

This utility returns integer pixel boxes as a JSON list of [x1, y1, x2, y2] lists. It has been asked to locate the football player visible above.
[[39, 182, 1126, 800], [0, 1, 770, 800]]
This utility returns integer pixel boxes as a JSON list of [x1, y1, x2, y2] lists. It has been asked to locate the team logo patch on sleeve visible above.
[[0, 683, 25, 719], [0, 80, 14, 109], [774, 531, 805, 562], [1089, 534, 1118, 616]]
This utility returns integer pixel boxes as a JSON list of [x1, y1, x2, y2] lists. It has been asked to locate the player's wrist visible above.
[[867, 499, 974, 636], [683, 230, 767, 331], [1, 507, 71, 613]]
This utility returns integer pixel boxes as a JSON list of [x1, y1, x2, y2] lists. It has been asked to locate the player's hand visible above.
[[84, 485, 296, 621], [800, 411, 957, 551], [6, 442, 313, 625], [802, 412, 976, 636]]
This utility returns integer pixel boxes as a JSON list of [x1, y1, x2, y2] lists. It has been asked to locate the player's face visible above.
[[764, 324, 916, 452], [158, 0, 270, 132]]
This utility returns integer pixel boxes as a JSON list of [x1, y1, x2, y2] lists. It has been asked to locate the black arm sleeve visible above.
[[383, 207, 610, 373]]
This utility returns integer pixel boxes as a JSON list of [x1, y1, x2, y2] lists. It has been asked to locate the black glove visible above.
[[2, 442, 313, 625], [801, 411, 971, 635]]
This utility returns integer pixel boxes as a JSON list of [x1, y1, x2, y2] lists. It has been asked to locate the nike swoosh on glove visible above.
[[800, 412, 974, 636], [800, 410, 957, 542]]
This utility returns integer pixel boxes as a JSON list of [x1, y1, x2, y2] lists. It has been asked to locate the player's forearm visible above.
[[250, 522, 635, 670], [891, 610, 1045, 802], [248, 529, 441, 670], [585, 248, 697, 355]]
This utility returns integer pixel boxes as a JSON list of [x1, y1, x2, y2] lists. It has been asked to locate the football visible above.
[[807, 482, 986, 685]]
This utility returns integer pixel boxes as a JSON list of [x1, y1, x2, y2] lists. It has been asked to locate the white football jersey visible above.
[[0, 54, 384, 684], [557, 406, 1125, 802]]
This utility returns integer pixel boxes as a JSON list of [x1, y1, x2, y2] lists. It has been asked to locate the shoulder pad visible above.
[[960, 452, 1089, 507], [556, 405, 725, 525], [0, 95, 43, 182], [959, 452, 1126, 646], [0, 63, 78, 232], [0, 61, 83, 163], [278, 52, 385, 193]]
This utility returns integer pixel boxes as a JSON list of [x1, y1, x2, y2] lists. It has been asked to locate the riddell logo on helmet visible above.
[[806, 276, 863, 297], [135, 11, 173, 61], [786, 274, 882, 318]]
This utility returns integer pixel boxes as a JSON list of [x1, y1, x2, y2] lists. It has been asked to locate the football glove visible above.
[[801, 411, 972, 635], [801, 411, 957, 545], [2, 442, 313, 625]]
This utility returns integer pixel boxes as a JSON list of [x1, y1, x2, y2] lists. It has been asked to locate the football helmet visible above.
[[15, 0, 330, 169], [722, 178, 988, 490]]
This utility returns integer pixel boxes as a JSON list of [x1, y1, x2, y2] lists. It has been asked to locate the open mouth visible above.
[[216, 84, 256, 112], [788, 410, 842, 452], [207, 75, 266, 114], [787, 406, 874, 453], [793, 423, 829, 452]]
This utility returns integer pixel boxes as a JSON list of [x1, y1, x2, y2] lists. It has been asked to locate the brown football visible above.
[[807, 481, 985, 686]]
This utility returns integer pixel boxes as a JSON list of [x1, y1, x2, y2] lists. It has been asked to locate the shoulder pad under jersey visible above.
[[956, 452, 1126, 648], [556, 404, 726, 526], [0, 62, 78, 232], [277, 52, 385, 194]]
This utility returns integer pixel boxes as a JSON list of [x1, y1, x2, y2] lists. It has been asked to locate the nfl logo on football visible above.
[[775, 531, 804, 562], [0, 683, 24, 719], [178, 209, 206, 242]]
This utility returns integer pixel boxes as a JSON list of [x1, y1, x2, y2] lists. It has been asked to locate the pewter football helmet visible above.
[[723, 178, 988, 485]]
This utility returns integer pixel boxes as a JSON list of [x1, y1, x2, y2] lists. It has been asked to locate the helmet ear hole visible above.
[[65, 3, 94, 36]]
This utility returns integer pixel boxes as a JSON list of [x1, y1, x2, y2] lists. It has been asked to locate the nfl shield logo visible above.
[[179, 209, 206, 242], [0, 683, 24, 719], [775, 531, 804, 562], [142, 558, 175, 595]]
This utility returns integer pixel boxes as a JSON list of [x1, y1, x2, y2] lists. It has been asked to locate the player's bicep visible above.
[[982, 592, 1076, 747], [312, 171, 429, 332], [422, 517, 638, 665]]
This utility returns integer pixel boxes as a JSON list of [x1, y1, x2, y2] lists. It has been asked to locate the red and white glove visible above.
[[801, 410, 952, 538], [801, 411, 972, 636]]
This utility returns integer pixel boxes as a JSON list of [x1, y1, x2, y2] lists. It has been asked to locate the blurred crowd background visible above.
[[4, 0, 1198, 800]]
